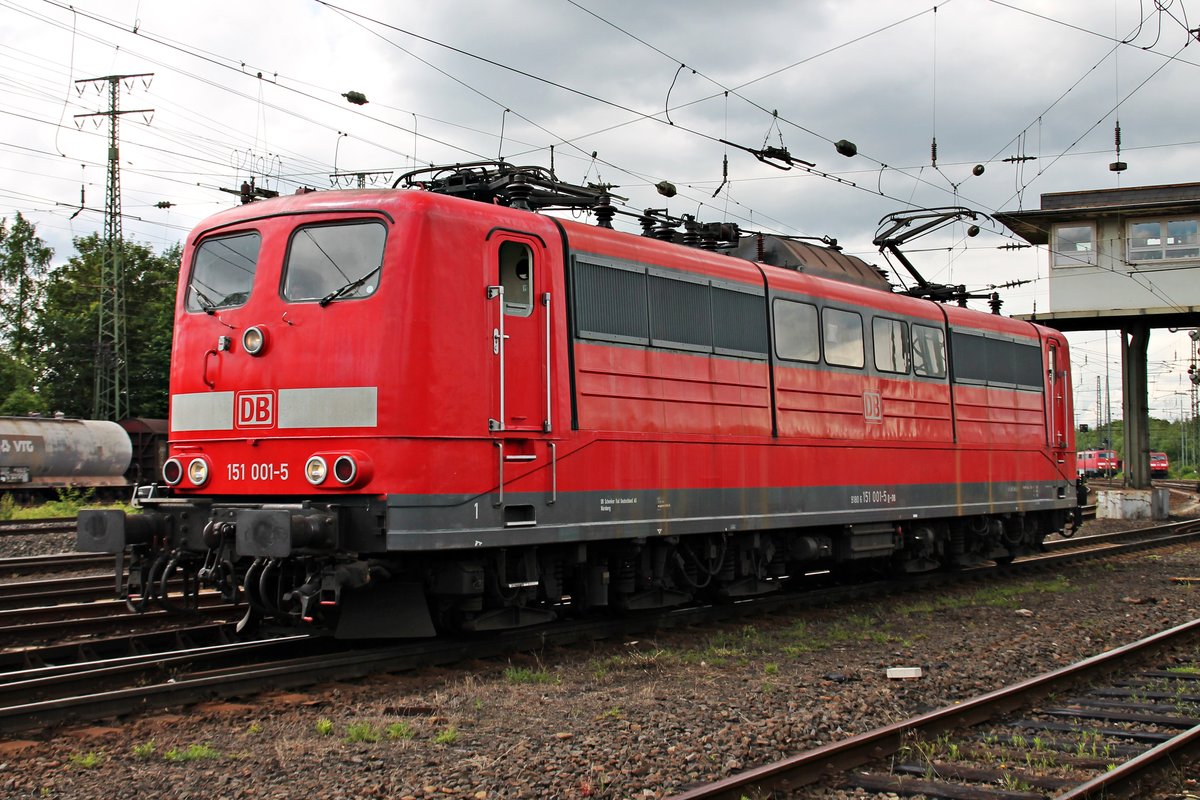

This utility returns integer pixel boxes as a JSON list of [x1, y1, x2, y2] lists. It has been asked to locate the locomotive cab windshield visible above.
[[185, 231, 260, 312], [284, 220, 386, 304]]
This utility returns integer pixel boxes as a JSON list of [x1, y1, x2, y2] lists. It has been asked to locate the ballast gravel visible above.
[[2, 505, 1200, 799]]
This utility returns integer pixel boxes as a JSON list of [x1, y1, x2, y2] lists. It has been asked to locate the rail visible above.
[[668, 617, 1200, 799]]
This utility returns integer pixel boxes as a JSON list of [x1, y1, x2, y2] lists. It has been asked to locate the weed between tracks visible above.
[[163, 743, 220, 762], [897, 575, 1074, 615], [586, 578, 1077, 675], [0, 489, 134, 520]]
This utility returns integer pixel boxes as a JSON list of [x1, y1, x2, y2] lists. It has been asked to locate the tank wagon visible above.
[[0, 416, 132, 492], [78, 163, 1078, 638]]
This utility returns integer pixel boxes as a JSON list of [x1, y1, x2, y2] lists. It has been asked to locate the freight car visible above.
[[78, 163, 1078, 638], [0, 416, 167, 501], [0, 416, 131, 495]]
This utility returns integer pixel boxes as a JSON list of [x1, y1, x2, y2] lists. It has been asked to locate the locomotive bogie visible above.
[[78, 185, 1079, 638]]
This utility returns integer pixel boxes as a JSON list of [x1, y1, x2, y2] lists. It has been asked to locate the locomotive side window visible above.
[[772, 299, 819, 363], [872, 317, 909, 374], [499, 241, 534, 317], [282, 221, 385, 303], [950, 332, 1043, 390], [911, 324, 947, 378], [186, 232, 261, 312], [574, 258, 766, 358], [822, 307, 864, 368]]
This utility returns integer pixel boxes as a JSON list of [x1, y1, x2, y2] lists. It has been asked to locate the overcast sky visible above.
[[2, 0, 1199, 429]]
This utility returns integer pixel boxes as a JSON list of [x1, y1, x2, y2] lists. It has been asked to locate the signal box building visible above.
[[996, 182, 1200, 489]]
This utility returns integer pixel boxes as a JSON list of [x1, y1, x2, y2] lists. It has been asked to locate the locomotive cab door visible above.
[[487, 234, 550, 434]]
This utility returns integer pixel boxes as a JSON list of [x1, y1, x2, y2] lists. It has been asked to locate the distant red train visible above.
[[1151, 451, 1170, 478], [79, 164, 1078, 637], [1076, 449, 1122, 478]]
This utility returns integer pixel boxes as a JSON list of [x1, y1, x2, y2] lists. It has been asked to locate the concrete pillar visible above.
[[1121, 324, 1151, 489]]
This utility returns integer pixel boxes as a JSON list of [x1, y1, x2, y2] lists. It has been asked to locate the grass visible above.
[[503, 665, 557, 685], [386, 722, 414, 740], [779, 615, 903, 656], [432, 726, 458, 745], [131, 741, 156, 759], [0, 490, 137, 521], [163, 743, 220, 762], [588, 646, 674, 676], [315, 718, 334, 736], [896, 575, 1074, 615], [68, 752, 103, 769], [345, 723, 380, 743]]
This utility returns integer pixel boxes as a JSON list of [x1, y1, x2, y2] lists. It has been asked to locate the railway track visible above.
[[0, 552, 111, 578], [0, 573, 125, 607], [668, 618, 1200, 800], [1, 516, 1199, 737], [0, 517, 75, 537], [0, 596, 241, 645]]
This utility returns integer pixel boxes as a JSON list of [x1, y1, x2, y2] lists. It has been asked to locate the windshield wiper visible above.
[[319, 265, 380, 307], [190, 285, 219, 315]]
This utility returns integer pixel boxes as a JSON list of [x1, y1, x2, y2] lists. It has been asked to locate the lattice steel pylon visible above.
[[75, 73, 153, 421]]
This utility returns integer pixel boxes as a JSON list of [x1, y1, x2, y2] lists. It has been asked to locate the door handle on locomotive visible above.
[[202, 349, 219, 388]]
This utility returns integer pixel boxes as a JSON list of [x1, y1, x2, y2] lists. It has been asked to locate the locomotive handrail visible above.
[[487, 284, 505, 433], [543, 291, 552, 433], [494, 441, 504, 508]]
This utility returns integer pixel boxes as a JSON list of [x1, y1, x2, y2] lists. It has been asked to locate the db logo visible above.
[[235, 391, 275, 428], [862, 391, 883, 424]]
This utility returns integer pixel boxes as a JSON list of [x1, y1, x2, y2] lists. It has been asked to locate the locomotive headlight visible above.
[[186, 457, 210, 487], [242, 326, 267, 356], [333, 455, 358, 485], [305, 456, 328, 485], [162, 458, 184, 486]]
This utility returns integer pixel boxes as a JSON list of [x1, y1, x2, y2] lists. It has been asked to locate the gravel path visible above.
[[2, 512, 1199, 798]]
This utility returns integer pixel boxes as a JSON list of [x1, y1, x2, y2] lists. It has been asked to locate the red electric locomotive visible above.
[[1076, 449, 1122, 478], [1150, 451, 1170, 478], [79, 164, 1078, 637]]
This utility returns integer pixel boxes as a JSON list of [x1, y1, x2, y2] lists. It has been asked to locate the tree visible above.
[[0, 214, 51, 415], [0, 213, 52, 360], [0, 348, 38, 414], [36, 234, 177, 419], [126, 242, 179, 418]]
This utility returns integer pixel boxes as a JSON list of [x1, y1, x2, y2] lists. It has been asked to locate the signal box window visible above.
[[822, 307, 864, 368], [186, 232, 261, 312], [1051, 224, 1095, 267], [773, 298, 819, 363], [911, 324, 946, 378], [499, 241, 533, 317], [283, 221, 385, 303], [872, 317, 909, 374], [1128, 218, 1200, 262]]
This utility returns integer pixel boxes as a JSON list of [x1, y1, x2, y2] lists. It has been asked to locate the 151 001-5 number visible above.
[[227, 463, 290, 481]]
